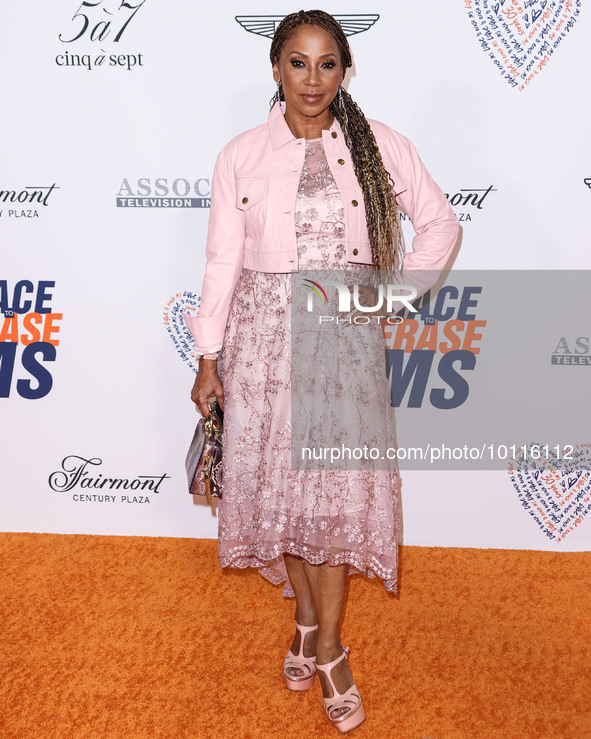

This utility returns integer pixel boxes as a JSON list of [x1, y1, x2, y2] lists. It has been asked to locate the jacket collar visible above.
[[268, 101, 341, 150]]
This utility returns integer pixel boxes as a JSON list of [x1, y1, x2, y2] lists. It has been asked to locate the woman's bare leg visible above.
[[284, 554, 318, 678], [302, 561, 354, 716], [284, 555, 355, 716]]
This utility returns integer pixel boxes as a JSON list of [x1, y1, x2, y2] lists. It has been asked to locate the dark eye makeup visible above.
[[289, 58, 337, 69]]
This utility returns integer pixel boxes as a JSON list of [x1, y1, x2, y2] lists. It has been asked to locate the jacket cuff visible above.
[[183, 313, 226, 352]]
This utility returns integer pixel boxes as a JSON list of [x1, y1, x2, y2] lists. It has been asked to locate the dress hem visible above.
[[218, 544, 398, 596]]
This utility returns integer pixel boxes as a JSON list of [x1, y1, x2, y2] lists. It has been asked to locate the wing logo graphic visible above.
[[235, 14, 380, 39]]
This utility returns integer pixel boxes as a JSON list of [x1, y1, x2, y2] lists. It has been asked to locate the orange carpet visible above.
[[0, 534, 589, 738]]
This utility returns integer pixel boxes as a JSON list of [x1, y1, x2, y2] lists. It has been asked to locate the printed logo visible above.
[[49, 455, 170, 504], [235, 14, 379, 39], [509, 444, 591, 541], [442, 185, 497, 223], [383, 285, 486, 410], [163, 291, 200, 372], [56, 0, 147, 71], [551, 336, 590, 365], [0, 280, 62, 399], [399, 186, 497, 225], [0, 184, 59, 220], [465, 0, 581, 90], [116, 178, 211, 208]]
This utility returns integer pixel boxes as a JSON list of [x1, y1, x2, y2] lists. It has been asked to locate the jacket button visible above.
[[351, 199, 358, 207], [241, 197, 248, 204], [331, 132, 337, 139], [353, 248, 359, 256], [337, 158, 345, 165]]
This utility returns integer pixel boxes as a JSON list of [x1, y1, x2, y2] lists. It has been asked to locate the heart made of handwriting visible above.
[[508, 443, 591, 542], [466, 0, 581, 90], [162, 291, 200, 373]]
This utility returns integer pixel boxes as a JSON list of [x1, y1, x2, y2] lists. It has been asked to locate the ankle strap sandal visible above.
[[316, 648, 366, 734], [283, 621, 318, 692]]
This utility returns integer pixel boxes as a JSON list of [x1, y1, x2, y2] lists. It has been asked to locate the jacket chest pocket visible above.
[[235, 176, 269, 240], [236, 176, 269, 210]]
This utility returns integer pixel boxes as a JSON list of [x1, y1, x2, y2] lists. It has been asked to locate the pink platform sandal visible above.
[[283, 622, 318, 691], [316, 647, 366, 734]]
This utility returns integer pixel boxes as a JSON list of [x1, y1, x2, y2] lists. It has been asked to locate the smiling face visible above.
[[272, 23, 343, 136]]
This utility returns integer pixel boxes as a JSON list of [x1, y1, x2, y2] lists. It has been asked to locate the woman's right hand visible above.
[[191, 359, 224, 418]]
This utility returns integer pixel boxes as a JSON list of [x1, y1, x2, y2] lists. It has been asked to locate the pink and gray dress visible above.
[[216, 138, 399, 594]]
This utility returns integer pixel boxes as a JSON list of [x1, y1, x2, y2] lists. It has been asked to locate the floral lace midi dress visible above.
[[216, 138, 400, 594]]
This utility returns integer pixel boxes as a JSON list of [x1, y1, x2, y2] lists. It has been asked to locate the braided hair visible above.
[[269, 9, 404, 273]]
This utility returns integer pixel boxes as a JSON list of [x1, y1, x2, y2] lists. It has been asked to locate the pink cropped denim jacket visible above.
[[186, 102, 459, 352]]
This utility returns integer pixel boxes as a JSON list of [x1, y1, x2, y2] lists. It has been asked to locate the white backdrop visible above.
[[1, 1, 590, 550]]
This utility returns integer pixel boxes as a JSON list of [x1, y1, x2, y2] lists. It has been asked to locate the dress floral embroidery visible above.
[[217, 139, 399, 594]]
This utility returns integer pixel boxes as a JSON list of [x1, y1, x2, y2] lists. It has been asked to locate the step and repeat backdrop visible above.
[[1, 1, 590, 550]]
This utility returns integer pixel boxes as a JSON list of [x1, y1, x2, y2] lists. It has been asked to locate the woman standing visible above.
[[187, 10, 459, 733]]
